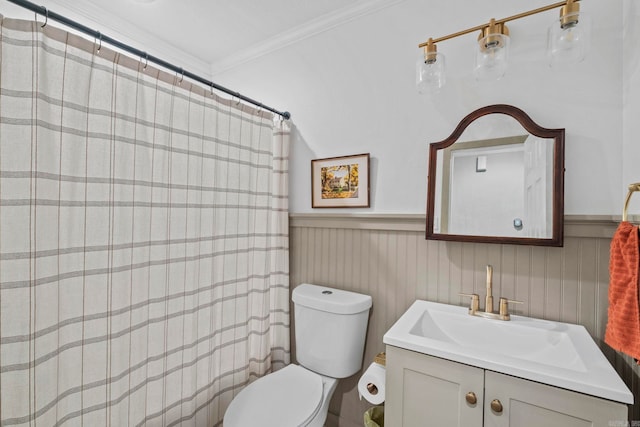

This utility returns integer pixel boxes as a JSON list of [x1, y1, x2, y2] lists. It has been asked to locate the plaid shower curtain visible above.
[[0, 16, 290, 426]]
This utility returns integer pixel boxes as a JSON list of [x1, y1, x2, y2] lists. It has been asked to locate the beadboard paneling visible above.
[[289, 214, 640, 427]]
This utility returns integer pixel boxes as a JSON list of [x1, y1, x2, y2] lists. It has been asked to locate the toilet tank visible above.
[[292, 283, 372, 378]]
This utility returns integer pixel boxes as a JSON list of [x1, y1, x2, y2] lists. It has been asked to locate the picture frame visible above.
[[311, 153, 370, 208]]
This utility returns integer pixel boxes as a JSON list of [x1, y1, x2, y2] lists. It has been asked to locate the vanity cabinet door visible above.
[[484, 371, 628, 427], [385, 346, 484, 427]]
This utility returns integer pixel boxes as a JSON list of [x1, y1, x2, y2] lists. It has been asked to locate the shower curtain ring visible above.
[[178, 68, 184, 84], [141, 52, 148, 70], [37, 7, 48, 28], [95, 32, 102, 53], [210, 83, 214, 96]]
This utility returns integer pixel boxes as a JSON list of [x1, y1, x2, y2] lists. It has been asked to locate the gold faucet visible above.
[[485, 265, 494, 314], [459, 265, 523, 321]]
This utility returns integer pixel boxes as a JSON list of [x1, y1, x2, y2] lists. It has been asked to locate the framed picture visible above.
[[311, 153, 370, 208]]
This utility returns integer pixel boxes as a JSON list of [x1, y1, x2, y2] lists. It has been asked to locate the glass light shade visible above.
[[547, 12, 591, 68], [416, 52, 446, 93], [474, 34, 510, 82]]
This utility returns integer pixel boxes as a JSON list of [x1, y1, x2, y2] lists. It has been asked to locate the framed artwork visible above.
[[311, 153, 370, 208]]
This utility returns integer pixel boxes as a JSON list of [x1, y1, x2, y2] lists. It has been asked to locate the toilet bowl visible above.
[[223, 283, 372, 427], [223, 364, 338, 427]]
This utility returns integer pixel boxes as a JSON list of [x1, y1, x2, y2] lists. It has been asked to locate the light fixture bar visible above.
[[419, 0, 570, 47]]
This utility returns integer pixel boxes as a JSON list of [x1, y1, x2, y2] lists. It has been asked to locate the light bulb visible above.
[[416, 49, 446, 93], [474, 33, 509, 82], [547, 11, 591, 68]]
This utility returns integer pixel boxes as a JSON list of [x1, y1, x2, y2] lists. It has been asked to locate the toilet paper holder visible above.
[[366, 383, 379, 395]]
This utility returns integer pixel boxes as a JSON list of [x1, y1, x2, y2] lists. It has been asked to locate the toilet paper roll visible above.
[[358, 362, 386, 405]]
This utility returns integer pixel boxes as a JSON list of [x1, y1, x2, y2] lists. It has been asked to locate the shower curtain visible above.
[[0, 16, 290, 427]]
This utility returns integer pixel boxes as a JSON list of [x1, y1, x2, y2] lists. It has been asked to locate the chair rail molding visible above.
[[290, 213, 631, 239]]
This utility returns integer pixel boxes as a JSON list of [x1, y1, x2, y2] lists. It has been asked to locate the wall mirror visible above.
[[426, 104, 565, 246]]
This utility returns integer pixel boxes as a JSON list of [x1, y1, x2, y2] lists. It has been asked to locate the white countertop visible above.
[[383, 300, 633, 404]]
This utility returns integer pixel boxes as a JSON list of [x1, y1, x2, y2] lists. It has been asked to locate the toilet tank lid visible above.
[[292, 284, 372, 315]]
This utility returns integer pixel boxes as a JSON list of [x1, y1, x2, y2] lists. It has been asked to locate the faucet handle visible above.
[[458, 293, 480, 314], [498, 297, 523, 319]]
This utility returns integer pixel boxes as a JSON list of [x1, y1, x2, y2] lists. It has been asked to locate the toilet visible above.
[[223, 283, 372, 427]]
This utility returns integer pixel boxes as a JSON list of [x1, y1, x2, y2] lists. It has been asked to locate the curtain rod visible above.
[[5, 0, 291, 120]]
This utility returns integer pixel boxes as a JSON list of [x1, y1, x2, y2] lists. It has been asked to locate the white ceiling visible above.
[[18, 0, 401, 75], [84, 0, 361, 64]]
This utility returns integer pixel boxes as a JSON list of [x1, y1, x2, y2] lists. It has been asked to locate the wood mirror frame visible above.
[[426, 104, 565, 246]]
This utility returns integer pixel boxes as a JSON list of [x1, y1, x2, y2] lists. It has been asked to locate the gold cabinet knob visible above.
[[465, 391, 477, 405], [490, 399, 503, 413]]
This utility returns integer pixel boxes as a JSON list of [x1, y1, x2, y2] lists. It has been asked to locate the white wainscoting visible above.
[[289, 214, 639, 426]]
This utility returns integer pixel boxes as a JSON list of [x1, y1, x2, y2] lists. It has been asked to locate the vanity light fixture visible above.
[[547, 0, 591, 67], [474, 18, 510, 82], [416, 0, 589, 92], [416, 38, 446, 93]]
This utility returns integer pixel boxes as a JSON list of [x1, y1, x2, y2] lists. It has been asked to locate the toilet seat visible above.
[[224, 364, 324, 427]]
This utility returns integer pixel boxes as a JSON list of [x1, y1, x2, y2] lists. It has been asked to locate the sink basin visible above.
[[383, 300, 633, 404], [409, 306, 588, 373]]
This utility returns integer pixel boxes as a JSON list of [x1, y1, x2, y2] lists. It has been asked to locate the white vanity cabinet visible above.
[[385, 345, 484, 426], [385, 345, 628, 427]]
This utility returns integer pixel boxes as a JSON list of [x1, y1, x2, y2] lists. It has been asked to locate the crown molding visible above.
[[5, 0, 407, 79], [24, 0, 212, 78], [211, 0, 407, 75]]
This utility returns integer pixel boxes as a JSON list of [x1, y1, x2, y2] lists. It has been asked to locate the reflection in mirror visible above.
[[426, 105, 564, 246]]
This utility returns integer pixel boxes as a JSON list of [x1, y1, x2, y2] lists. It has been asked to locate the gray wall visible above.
[[290, 214, 640, 427]]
